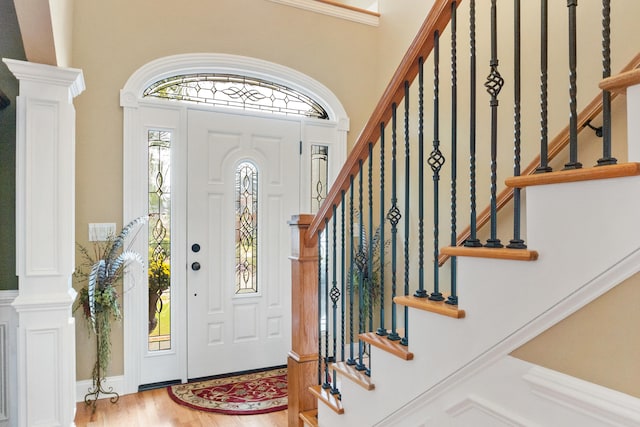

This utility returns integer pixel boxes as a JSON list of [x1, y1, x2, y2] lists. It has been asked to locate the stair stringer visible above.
[[318, 175, 640, 427]]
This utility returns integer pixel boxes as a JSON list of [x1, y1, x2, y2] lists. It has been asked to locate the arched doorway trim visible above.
[[121, 53, 349, 130]]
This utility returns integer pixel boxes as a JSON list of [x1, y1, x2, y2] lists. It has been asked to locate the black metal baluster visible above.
[[347, 176, 356, 366], [323, 220, 331, 390], [448, 0, 459, 306], [377, 123, 387, 336], [465, 0, 482, 248], [536, 0, 552, 174], [387, 104, 401, 342], [330, 207, 341, 396], [484, 0, 504, 249], [317, 230, 323, 384], [564, 0, 582, 170], [430, 32, 446, 302], [597, 0, 616, 166], [416, 56, 428, 299], [340, 191, 346, 363], [508, 0, 527, 250], [368, 142, 374, 337], [402, 81, 410, 347], [356, 160, 367, 372]]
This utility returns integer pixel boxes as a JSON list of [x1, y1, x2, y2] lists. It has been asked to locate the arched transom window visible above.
[[143, 73, 329, 119]]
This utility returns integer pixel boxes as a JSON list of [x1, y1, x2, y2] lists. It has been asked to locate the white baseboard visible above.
[[76, 376, 126, 403]]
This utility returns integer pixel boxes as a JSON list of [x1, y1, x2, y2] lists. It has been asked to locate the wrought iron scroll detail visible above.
[[484, 0, 504, 249]]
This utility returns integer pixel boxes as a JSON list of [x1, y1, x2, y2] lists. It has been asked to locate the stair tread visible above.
[[331, 361, 375, 390], [440, 246, 538, 261], [309, 384, 344, 415], [359, 331, 414, 361], [299, 409, 318, 427], [505, 162, 640, 188], [394, 295, 465, 318]]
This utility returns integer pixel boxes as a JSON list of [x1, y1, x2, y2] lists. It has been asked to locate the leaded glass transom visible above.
[[143, 74, 329, 119], [235, 161, 259, 294]]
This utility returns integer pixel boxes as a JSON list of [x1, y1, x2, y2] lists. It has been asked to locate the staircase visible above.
[[288, 1, 640, 425], [319, 165, 640, 426]]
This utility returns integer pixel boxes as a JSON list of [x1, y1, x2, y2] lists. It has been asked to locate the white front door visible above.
[[186, 109, 300, 379]]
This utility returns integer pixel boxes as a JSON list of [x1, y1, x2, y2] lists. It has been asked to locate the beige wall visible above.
[[50, 0, 75, 67], [71, 0, 428, 380], [512, 272, 640, 399]]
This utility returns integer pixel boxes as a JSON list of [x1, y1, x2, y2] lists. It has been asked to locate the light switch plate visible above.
[[88, 223, 116, 241]]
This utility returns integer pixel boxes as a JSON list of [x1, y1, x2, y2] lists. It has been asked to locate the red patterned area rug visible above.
[[167, 367, 287, 415]]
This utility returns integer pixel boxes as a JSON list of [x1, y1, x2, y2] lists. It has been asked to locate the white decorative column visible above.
[[3, 59, 84, 427]]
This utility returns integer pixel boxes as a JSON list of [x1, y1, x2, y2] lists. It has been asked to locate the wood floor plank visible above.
[[75, 388, 288, 426]]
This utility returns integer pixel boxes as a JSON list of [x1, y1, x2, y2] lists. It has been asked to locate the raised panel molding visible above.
[[0, 291, 17, 427], [523, 366, 640, 426], [445, 395, 539, 427], [25, 99, 60, 276], [0, 324, 7, 422], [25, 328, 61, 426]]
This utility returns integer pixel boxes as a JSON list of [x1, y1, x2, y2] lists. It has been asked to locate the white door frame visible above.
[[120, 53, 349, 393]]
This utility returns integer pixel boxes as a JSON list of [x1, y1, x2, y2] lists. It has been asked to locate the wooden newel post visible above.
[[288, 214, 319, 427]]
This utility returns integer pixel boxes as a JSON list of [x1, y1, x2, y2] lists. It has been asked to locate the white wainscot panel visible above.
[[446, 395, 539, 427], [26, 99, 60, 275], [25, 328, 61, 426]]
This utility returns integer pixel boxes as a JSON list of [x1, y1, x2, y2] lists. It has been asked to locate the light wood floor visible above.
[[74, 388, 288, 426]]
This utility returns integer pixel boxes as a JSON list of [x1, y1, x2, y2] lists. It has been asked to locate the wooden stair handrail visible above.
[[306, 0, 461, 242], [438, 51, 640, 266]]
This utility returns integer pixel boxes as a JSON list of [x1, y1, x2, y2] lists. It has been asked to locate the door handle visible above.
[[191, 262, 201, 271]]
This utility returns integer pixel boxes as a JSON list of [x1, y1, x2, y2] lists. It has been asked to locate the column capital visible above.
[[3, 59, 85, 98]]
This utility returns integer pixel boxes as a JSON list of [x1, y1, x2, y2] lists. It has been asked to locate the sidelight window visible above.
[[148, 130, 172, 351]]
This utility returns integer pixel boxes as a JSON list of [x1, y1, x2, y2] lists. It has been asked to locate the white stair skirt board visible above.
[[76, 376, 125, 403], [320, 175, 640, 427]]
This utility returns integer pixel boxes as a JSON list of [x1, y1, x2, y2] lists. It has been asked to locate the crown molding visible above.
[[268, 0, 379, 26]]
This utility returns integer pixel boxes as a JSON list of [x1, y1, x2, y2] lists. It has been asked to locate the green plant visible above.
[[74, 216, 146, 408], [148, 258, 171, 295], [349, 221, 390, 320], [147, 255, 171, 333]]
